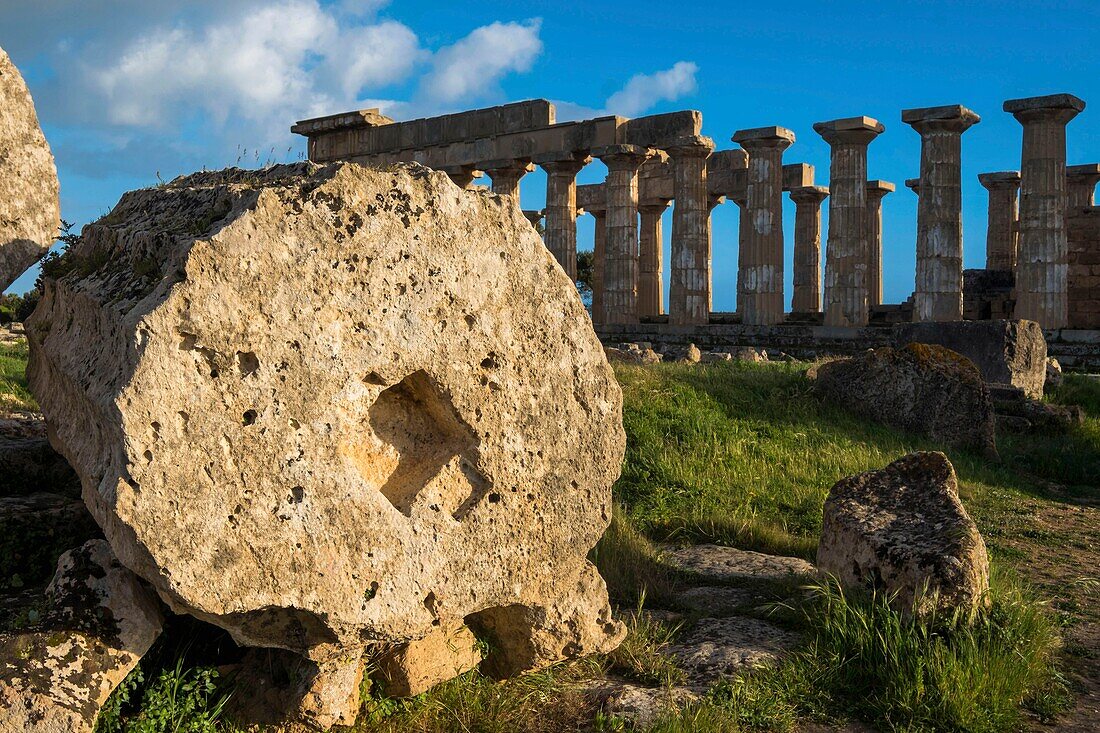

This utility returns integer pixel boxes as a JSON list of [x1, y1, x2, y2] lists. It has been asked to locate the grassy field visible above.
[[5, 343, 1095, 732], [0, 340, 36, 412]]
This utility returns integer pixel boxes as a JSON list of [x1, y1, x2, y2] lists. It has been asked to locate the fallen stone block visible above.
[[893, 319, 1047, 398], [27, 162, 625, 723], [0, 540, 164, 733], [0, 45, 60, 292], [377, 622, 482, 697], [812, 343, 998, 457], [817, 451, 990, 616]]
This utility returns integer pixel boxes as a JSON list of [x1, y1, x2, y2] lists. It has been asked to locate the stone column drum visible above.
[[707, 195, 725, 312], [638, 198, 670, 318], [484, 159, 534, 205], [902, 104, 981, 322], [1004, 93, 1086, 329], [865, 180, 895, 308], [813, 117, 885, 327], [977, 172, 1021, 271], [789, 185, 829, 313], [1067, 163, 1100, 209], [595, 145, 650, 324], [732, 126, 795, 325], [667, 137, 715, 326], [537, 154, 589, 281]]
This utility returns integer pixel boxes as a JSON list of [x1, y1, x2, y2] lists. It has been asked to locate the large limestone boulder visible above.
[[893, 319, 1047, 398], [817, 452, 990, 616], [811, 343, 997, 457], [0, 540, 164, 733], [27, 163, 625, 705], [0, 45, 60, 292]]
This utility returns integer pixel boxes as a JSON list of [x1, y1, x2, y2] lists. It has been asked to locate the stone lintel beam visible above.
[[782, 163, 815, 190], [732, 126, 795, 325], [594, 145, 652, 324], [814, 116, 884, 327], [789, 185, 829, 313], [708, 149, 749, 171], [1005, 92, 1085, 328], [979, 171, 1021, 272], [1067, 163, 1100, 208]]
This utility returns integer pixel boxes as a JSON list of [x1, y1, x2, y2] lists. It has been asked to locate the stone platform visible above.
[[596, 320, 1100, 372]]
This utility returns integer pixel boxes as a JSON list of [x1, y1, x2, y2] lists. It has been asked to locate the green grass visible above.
[[0, 340, 36, 412], [647, 571, 1068, 733], [613, 361, 1100, 560]]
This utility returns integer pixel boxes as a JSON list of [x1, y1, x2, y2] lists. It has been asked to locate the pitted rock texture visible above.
[[667, 617, 798, 685], [664, 545, 815, 583], [27, 163, 625, 680], [817, 452, 990, 615], [0, 540, 164, 733], [0, 45, 60, 292], [812, 343, 997, 456]]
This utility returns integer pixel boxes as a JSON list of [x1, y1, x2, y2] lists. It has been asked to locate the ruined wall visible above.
[[1067, 206, 1100, 329]]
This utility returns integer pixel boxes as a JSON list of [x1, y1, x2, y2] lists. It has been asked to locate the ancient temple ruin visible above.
[[292, 94, 1100, 369]]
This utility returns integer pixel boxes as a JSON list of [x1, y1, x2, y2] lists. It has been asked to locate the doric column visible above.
[[1004, 93, 1086, 328], [903, 105, 980, 322], [707, 195, 725, 312], [865, 180, 895, 308], [905, 178, 921, 196], [731, 191, 749, 314], [978, 171, 1021, 271], [813, 116, 885, 327], [638, 198, 670, 318], [536, 154, 589, 280], [732, 126, 795, 325], [588, 206, 607, 324], [484, 159, 534, 204], [1067, 163, 1100, 209], [666, 136, 715, 326], [789, 185, 829, 313], [594, 145, 651, 325]]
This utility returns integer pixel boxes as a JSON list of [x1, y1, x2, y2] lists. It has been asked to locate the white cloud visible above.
[[325, 20, 425, 100], [419, 20, 543, 104], [604, 61, 699, 117]]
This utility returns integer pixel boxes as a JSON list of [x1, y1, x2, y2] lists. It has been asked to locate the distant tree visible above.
[[576, 249, 594, 310]]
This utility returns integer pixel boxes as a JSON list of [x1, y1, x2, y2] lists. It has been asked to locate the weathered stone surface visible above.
[[1046, 356, 1064, 390], [699, 351, 733, 363], [0, 540, 164, 733], [989, 383, 1084, 433], [0, 45, 61, 292], [678, 586, 761, 614], [663, 545, 815, 583], [893, 319, 1047, 398], [734, 346, 767, 363], [817, 452, 990, 615], [27, 163, 625, 688], [378, 623, 482, 697], [667, 617, 798, 684], [812, 343, 998, 456], [597, 683, 698, 727], [662, 343, 701, 363]]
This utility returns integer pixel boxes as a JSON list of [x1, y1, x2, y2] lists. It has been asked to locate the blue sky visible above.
[[2, 0, 1098, 309]]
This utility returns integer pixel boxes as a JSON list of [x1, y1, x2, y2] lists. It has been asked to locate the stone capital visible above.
[[593, 144, 652, 170], [731, 126, 796, 150], [638, 198, 670, 213], [533, 153, 590, 174], [812, 116, 885, 146], [905, 178, 921, 194], [788, 185, 829, 205], [663, 136, 715, 160], [901, 104, 981, 134], [1003, 93, 1085, 124], [865, 180, 896, 201], [977, 171, 1021, 191], [481, 159, 535, 175], [707, 195, 726, 211], [1067, 163, 1100, 184]]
